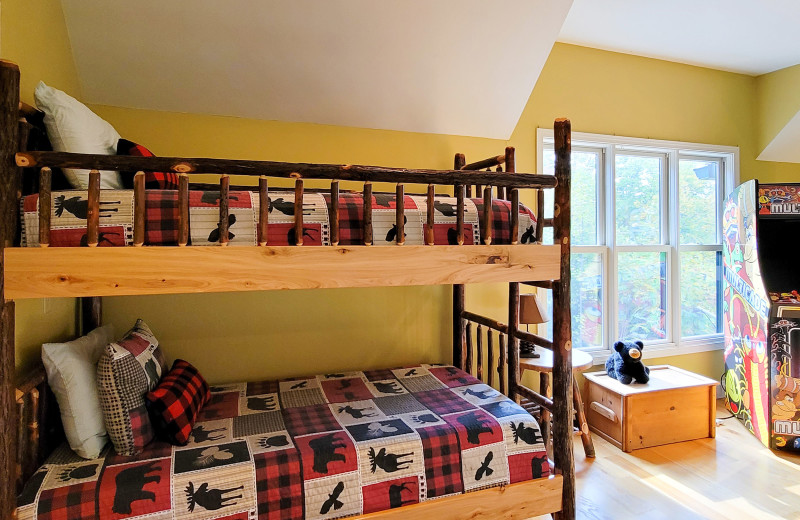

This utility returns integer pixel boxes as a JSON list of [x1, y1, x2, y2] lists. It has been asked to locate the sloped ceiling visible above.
[[60, 0, 573, 139], [558, 0, 800, 75], [758, 113, 800, 163]]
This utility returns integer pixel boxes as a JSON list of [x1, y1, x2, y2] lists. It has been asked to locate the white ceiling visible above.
[[558, 0, 800, 76], [61, 0, 572, 140]]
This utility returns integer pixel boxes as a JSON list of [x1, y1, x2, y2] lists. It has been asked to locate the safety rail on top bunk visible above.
[[16, 147, 555, 248]]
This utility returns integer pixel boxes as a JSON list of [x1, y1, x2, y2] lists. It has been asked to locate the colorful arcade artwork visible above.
[[723, 180, 800, 451]]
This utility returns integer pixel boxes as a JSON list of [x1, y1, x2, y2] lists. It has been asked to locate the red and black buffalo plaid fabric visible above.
[[116, 138, 180, 189], [146, 359, 211, 445], [19, 364, 548, 520], [144, 190, 179, 245]]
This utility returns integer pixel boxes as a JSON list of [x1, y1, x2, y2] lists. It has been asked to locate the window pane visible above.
[[543, 149, 599, 245], [680, 159, 719, 245], [615, 155, 662, 245], [572, 253, 604, 348], [681, 250, 721, 337], [542, 253, 604, 349], [617, 251, 667, 341]]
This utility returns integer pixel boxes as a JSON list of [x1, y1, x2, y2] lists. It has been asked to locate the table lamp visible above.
[[519, 293, 550, 358]]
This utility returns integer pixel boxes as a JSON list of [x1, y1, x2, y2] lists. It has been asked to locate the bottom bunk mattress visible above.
[[17, 364, 549, 520]]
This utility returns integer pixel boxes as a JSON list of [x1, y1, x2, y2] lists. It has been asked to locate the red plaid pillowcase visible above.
[[146, 359, 210, 445], [117, 138, 180, 189]]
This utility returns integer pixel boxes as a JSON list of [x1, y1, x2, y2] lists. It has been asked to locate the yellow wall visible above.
[[5, 4, 800, 383], [2, 0, 81, 372]]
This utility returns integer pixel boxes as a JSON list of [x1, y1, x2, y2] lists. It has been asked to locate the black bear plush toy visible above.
[[605, 340, 649, 384]]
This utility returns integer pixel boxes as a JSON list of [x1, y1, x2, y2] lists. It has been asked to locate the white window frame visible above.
[[537, 129, 739, 364]]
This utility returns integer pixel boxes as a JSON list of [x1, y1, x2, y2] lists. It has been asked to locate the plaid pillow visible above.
[[146, 359, 210, 445], [96, 319, 167, 456], [116, 138, 179, 189]]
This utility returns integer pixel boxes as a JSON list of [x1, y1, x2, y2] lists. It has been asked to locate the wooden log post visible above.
[[15, 393, 24, 493], [508, 282, 520, 404], [38, 167, 51, 247], [487, 330, 494, 388], [178, 173, 189, 246], [462, 154, 505, 171], [510, 189, 520, 245], [496, 166, 505, 201], [294, 178, 304, 246], [395, 184, 405, 245], [476, 325, 484, 382], [363, 182, 373, 246], [86, 170, 100, 247], [330, 181, 339, 246], [81, 296, 102, 335], [453, 284, 465, 369], [219, 174, 230, 246], [536, 189, 545, 244], [465, 321, 473, 375], [483, 186, 493, 246], [0, 60, 19, 520], [498, 334, 507, 396], [425, 184, 435, 246], [456, 184, 465, 245], [133, 172, 145, 247], [453, 152, 468, 197], [552, 118, 575, 520], [258, 176, 268, 246]]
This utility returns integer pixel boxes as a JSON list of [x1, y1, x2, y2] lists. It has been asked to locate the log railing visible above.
[[18, 149, 554, 249]]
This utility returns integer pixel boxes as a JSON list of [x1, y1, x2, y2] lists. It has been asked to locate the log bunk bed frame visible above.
[[0, 60, 575, 520]]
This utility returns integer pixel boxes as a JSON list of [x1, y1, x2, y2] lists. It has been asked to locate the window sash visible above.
[[538, 129, 738, 357]]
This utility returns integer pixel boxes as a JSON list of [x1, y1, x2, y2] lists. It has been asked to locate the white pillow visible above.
[[34, 81, 124, 189], [42, 324, 115, 459]]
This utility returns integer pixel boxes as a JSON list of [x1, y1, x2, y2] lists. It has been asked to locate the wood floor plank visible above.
[[533, 400, 800, 520]]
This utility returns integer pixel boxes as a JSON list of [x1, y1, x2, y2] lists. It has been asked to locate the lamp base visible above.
[[520, 340, 540, 359]]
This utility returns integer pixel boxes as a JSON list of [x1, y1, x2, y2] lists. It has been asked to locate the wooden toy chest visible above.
[[584, 365, 718, 452]]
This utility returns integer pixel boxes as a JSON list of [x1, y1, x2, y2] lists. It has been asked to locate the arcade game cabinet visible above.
[[723, 180, 800, 450]]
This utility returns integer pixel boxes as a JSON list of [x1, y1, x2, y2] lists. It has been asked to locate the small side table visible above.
[[521, 348, 595, 458]]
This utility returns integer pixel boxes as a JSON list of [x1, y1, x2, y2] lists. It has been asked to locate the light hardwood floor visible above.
[[537, 401, 800, 520]]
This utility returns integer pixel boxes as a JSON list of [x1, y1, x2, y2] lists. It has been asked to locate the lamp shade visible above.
[[519, 293, 549, 324]]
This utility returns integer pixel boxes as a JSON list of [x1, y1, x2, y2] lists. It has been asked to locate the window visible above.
[[538, 130, 737, 360]]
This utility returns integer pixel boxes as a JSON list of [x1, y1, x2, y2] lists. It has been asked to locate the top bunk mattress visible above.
[[20, 190, 538, 247], [16, 364, 549, 520]]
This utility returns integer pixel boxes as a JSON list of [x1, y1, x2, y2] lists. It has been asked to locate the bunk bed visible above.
[[0, 60, 576, 520]]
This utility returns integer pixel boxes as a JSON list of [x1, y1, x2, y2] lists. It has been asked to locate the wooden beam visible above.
[[516, 383, 554, 412], [4, 244, 561, 299], [552, 117, 575, 520], [16, 151, 558, 189], [461, 154, 505, 171], [358, 476, 562, 520], [0, 60, 19, 520], [462, 310, 508, 334]]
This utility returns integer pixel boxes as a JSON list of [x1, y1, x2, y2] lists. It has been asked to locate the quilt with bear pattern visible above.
[[17, 364, 549, 520]]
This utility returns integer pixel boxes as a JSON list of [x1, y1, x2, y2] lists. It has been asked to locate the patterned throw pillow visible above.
[[116, 138, 180, 190], [146, 359, 210, 445], [97, 319, 167, 456]]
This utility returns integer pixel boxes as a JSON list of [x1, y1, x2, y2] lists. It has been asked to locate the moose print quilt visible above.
[[20, 189, 537, 247], [17, 365, 549, 520]]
